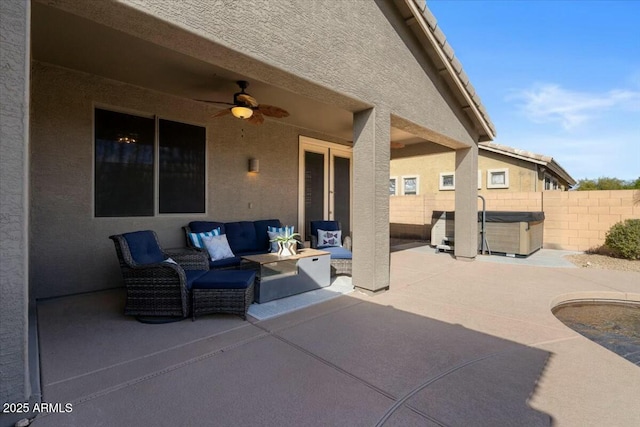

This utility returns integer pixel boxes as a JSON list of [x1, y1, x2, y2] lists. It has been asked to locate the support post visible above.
[[352, 107, 390, 293], [454, 145, 478, 260]]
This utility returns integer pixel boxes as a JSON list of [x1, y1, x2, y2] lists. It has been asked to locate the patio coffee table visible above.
[[241, 249, 330, 303]]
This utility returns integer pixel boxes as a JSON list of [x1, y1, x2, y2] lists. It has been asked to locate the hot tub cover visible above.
[[480, 211, 545, 223]]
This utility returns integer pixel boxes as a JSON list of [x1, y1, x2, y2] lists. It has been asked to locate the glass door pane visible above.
[[304, 151, 326, 239], [332, 155, 351, 238]]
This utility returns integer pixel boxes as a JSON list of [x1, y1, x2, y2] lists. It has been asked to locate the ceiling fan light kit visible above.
[[231, 105, 253, 119], [196, 80, 289, 125]]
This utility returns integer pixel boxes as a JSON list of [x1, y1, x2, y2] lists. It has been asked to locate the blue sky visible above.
[[427, 0, 640, 182]]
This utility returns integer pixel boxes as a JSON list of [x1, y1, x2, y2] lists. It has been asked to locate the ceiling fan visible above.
[[196, 80, 289, 125]]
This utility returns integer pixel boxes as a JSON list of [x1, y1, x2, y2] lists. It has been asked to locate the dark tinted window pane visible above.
[[333, 156, 351, 238], [94, 109, 154, 217], [159, 119, 206, 214], [304, 151, 325, 238]]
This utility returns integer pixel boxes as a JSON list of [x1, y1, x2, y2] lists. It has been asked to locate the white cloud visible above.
[[507, 83, 640, 130]]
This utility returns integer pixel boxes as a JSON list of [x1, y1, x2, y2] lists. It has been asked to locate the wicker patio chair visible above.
[[309, 220, 352, 276], [110, 230, 209, 319]]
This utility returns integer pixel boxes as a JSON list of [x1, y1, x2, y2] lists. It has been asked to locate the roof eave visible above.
[[403, 0, 496, 142]]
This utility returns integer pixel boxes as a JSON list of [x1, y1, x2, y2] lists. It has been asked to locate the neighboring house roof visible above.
[[479, 142, 577, 186], [400, 0, 496, 142]]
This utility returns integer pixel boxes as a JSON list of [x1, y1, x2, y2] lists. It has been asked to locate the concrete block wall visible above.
[[390, 190, 640, 251], [542, 190, 640, 251]]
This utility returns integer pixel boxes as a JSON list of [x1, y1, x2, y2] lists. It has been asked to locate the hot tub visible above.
[[431, 210, 545, 257], [482, 211, 544, 256]]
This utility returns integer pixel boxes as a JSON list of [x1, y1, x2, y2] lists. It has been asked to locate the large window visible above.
[[158, 119, 206, 214], [94, 108, 206, 217], [94, 109, 155, 217]]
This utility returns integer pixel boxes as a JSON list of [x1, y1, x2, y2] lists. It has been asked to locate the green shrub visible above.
[[604, 219, 640, 260]]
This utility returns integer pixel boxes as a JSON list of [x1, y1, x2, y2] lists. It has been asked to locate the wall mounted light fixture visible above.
[[248, 158, 259, 173]]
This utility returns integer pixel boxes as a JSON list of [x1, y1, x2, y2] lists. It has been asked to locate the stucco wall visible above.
[[0, 0, 30, 409], [41, 0, 479, 148], [30, 62, 347, 299], [390, 147, 543, 194]]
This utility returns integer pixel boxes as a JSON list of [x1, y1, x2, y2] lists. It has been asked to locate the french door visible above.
[[298, 136, 352, 241]]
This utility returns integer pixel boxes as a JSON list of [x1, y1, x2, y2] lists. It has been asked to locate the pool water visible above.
[[553, 302, 640, 366]]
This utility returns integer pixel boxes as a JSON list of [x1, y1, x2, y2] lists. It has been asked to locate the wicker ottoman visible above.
[[191, 270, 256, 321]]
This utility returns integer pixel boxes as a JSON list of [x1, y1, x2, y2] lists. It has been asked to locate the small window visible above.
[[439, 172, 455, 190], [402, 176, 418, 195], [487, 169, 509, 189], [544, 174, 559, 191], [389, 177, 397, 196]]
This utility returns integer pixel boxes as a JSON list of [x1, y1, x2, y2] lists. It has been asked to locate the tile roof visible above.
[[406, 0, 497, 141], [479, 142, 577, 185]]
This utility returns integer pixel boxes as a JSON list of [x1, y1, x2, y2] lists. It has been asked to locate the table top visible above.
[[241, 248, 330, 265]]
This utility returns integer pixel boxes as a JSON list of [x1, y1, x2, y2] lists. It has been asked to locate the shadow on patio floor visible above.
[[32, 287, 552, 426]]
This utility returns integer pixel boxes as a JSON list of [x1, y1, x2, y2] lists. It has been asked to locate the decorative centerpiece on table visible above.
[[270, 232, 300, 257]]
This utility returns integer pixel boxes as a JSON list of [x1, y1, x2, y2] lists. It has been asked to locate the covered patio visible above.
[[28, 246, 640, 426], [3, 0, 496, 417]]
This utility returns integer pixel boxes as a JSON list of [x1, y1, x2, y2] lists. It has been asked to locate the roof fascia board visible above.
[[479, 144, 547, 166], [404, 0, 495, 141], [480, 145, 576, 185]]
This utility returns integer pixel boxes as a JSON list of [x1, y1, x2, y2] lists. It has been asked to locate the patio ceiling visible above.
[[31, 2, 426, 146]]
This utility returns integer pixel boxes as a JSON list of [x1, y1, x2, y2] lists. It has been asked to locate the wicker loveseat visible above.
[[110, 230, 255, 320], [183, 219, 286, 270]]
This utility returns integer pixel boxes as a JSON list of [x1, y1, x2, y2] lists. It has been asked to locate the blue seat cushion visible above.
[[210, 256, 243, 270], [322, 246, 352, 259], [225, 221, 258, 253], [189, 221, 226, 234], [253, 219, 281, 251], [191, 270, 256, 290], [185, 270, 209, 287], [123, 231, 165, 265]]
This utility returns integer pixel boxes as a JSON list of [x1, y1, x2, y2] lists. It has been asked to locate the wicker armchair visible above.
[[110, 230, 209, 319], [309, 221, 352, 276]]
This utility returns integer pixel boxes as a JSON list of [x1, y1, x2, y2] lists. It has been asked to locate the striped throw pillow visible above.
[[267, 225, 295, 252], [189, 227, 221, 249]]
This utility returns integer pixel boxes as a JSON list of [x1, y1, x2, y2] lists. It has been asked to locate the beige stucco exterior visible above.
[[1, 0, 495, 410], [390, 144, 574, 195]]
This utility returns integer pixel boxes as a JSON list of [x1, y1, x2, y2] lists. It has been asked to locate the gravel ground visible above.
[[566, 253, 640, 273]]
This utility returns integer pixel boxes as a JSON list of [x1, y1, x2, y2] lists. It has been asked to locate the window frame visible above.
[[93, 105, 207, 218], [544, 173, 559, 191], [401, 175, 419, 195], [439, 172, 455, 191], [486, 168, 509, 189], [389, 176, 398, 196]]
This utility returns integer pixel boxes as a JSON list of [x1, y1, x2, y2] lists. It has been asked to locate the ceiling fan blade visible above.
[[258, 104, 289, 118], [213, 109, 232, 117], [237, 93, 259, 107], [195, 99, 235, 106], [247, 110, 265, 125]]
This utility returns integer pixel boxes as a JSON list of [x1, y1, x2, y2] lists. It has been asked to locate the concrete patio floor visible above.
[[28, 246, 640, 426]]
